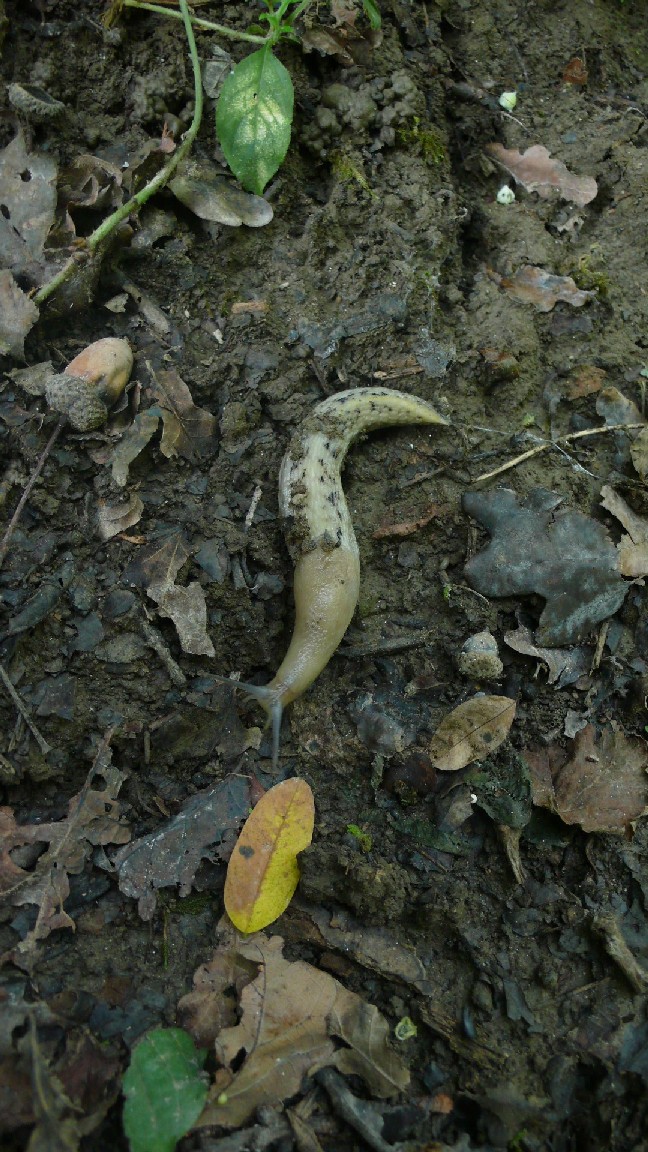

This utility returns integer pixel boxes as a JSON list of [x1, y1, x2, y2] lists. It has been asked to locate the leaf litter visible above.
[[429, 695, 516, 772], [600, 485, 648, 578], [115, 774, 252, 920], [193, 928, 409, 1130], [524, 724, 648, 833], [463, 488, 628, 645], [487, 265, 597, 312], [0, 744, 130, 962], [122, 532, 215, 656], [486, 143, 598, 205]]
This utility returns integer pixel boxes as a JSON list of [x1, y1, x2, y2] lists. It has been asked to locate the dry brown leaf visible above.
[[123, 534, 215, 655], [486, 143, 597, 206], [529, 724, 648, 832], [565, 365, 607, 400], [0, 270, 40, 358], [429, 695, 516, 771], [95, 494, 144, 540], [563, 57, 588, 85], [600, 485, 648, 578], [0, 755, 129, 960], [630, 428, 648, 480], [148, 370, 217, 460], [170, 164, 273, 228], [503, 624, 590, 687], [488, 265, 596, 312], [198, 933, 409, 1129]]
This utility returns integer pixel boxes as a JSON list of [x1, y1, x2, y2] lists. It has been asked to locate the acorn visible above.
[[45, 338, 133, 431], [457, 630, 503, 681]]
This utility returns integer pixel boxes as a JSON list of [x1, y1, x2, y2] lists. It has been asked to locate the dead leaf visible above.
[[429, 695, 516, 772], [488, 265, 596, 312], [123, 534, 215, 655], [0, 270, 40, 358], [110, 410, 161, 486], [527, 724, 648, 832], [372, 502, 452, 539], [563, 57, 588, 85], [95, 494, 144, 540], [596, 386, 644, 428], [0, 131, 57, 279], [486, 143, 597, 206], [504, 624, 591, 687], [600, 485, 648, 578], [197, 932, 409, 1129], [630, 428, 648, 480], [149, 369, 216, 460], [463, 488, 628, 645], [565, 365, 606, 400], [177, 942, 258, 1048], [0, 752, 129, 959], [116, 775, 252, 920], [170, 163, 273, 227], [225, 778, 315, 934]]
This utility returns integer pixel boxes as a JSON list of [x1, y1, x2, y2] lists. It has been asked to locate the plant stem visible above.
[[123, 0, 266, 43], [0, 417, 65, 572], [34, 0, 203, 308]]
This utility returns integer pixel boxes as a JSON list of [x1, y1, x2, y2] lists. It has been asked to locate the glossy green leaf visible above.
[[123, 1028, 207, 1152], [362, 0, 382, 29], [216, 46, 294, 194]]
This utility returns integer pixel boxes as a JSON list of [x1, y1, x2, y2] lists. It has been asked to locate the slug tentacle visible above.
[[225, 388, 447, 767]]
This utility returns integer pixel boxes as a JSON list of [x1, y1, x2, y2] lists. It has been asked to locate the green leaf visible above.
[[123, 1028, 207, 1152], [216, 46, 294, 194], [362, 0, 381, 29]]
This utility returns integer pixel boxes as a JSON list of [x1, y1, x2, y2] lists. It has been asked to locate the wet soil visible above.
[[1, 1, 648, 1149]]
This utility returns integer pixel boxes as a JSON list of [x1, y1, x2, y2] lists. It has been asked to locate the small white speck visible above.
[[496, 185, 516, 205], [499, 90, 517, 110]]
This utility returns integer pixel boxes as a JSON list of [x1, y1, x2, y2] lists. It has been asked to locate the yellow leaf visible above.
[[224, 778, 314, 934]]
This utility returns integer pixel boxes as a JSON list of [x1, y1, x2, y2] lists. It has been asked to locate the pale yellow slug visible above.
[[228, 387, 447, 765]]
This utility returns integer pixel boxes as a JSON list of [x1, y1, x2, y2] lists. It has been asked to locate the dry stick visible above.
[[472, 423, 646, 485], [0, 663, 51, 756], [33, 0, 204, 309], [0, 417, 65, 572]]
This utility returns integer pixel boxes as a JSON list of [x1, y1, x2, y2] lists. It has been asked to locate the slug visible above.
[[229, 387, 447, 765]]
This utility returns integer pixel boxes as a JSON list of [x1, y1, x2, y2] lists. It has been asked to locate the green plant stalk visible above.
[[123, 0, 266, 43], [34, 0, 203, 308]]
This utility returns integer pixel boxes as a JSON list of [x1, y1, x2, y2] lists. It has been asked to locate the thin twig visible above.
[[472, 423, 646, 485], [0, 663, 52, 756], [0, 417, 65, 572], [34, 0, 204, 308]]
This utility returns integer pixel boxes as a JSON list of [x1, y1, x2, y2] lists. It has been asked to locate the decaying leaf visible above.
[[429, 695, 516, 772], [525, 724, 648, 832], [0, 753, 130, 959], [487, 265, 596, 312], [0, 270, 40, 358], [149, 370, 217, 460], [486, 143, 597, 206], [96, 494, 144, 540], [463, 488, 628, 645], [225, 778, 315, 934], [0, 131, 57, 278], [170, 162, 273, 227], [123, 533, 215, 656], [596, 386, 644, 429], [564, 365, 607, 400], [116, 774, 252, 920], [109, 372, 216, 485], [197, 932, 409, 1129], [600, 485, 648, 578], [504, 624, 591, 687], [177, 944, 258, 1048], [630, 428, 648, 481]]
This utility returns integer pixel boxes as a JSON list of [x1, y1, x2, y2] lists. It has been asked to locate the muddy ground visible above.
[[1, 0, 648, 1149]]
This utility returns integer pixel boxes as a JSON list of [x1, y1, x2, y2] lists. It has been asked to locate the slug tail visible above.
[[214, 676, 284, 769]]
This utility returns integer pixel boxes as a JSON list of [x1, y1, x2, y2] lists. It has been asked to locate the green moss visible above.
[[572, 254, 610, 297], [396, 117, 447, 165], [329, 150, 377, 198]]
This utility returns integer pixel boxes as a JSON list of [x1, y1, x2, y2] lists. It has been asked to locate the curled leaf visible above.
[[224, 778, 315, 933], [486, 143, 597, 206], [429, 695, 516, 772]]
